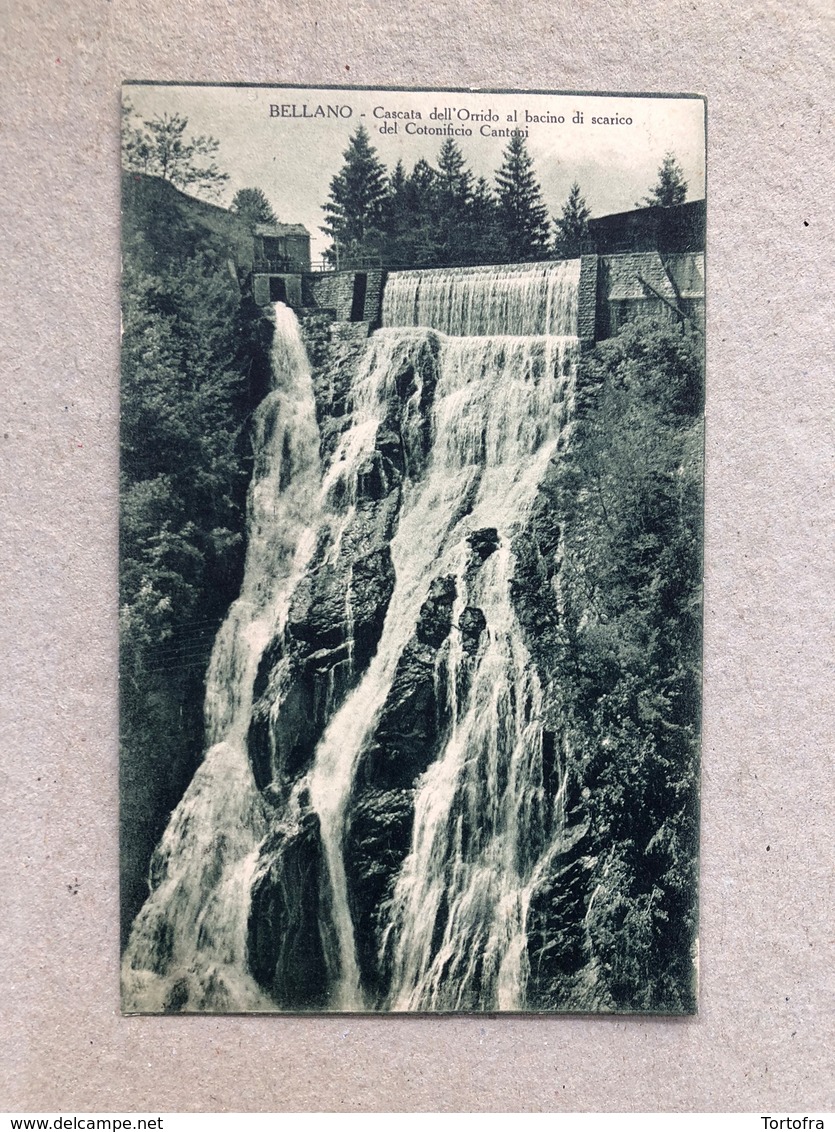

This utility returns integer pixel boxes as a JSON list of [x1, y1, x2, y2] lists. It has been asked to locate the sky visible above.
[[123, 84, 706, 264]]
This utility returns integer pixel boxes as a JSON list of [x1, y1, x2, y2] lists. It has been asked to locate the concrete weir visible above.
[[254, 200, 705, 346], [256, 251, 703, 348]]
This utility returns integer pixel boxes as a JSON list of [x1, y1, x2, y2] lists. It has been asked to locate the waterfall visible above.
[[317, 325, 577, 1010], [381, 541, 548, 1011], [124, 262, 582, 1013], [303, 264, 580, 1010], [121, 303, 321, 1012], [381, 260, 580, 338]]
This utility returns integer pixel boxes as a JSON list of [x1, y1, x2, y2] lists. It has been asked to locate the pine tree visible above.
[[494, 135, 552, 261], [380, 160, 413, 265], [434, 140, 475, 265], [640, 152, 688, 208], [230, 187, 277, 228], [402, 158, 441, 266], [466, 176, 499, 265], [553, 181, 591, 258], [321, 126, 389, 267], [388, 158, 408, 202], [436, 139, 473, 207]]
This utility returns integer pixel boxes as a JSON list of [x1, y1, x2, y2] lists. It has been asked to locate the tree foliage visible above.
[[321, 126, 389, 266], [553, 181, 591, 258], [320, 132, 562, 268], [517, 317, 703, 1011], [640, 152, 688, 208], [122, 101, 229, 200], [119, 177, 268, 945], [494, 134, 552, 261], [230, 187, 278, 228]]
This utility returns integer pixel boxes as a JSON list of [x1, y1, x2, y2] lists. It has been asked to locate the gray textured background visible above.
[[1, 0, 833, 1113]]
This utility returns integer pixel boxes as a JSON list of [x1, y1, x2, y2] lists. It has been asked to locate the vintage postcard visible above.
[[120, 83, 705, 1013]]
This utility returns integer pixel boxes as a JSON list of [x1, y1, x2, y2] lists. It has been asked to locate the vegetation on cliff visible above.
[[515, 316, 703, 1012], [121, 101, 229, 200], [119, 175, 270, 944]]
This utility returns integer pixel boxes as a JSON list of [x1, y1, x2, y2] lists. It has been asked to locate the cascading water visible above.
[[381, 259, 579, 337], [121, 302, 321, 1012], [123, 262, 582, 1013]]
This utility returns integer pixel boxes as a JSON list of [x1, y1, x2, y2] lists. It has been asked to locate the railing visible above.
[[309, 255, 383, 273], [253, 257, 309, 274], [308, 253, 590, 275]]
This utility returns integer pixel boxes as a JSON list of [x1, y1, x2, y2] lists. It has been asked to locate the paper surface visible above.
[[2, 0, 833, 1111]]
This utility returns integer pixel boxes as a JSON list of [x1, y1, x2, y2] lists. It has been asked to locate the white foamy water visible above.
[[124, 261, 582, 1012], [382, 259, 580, 338], [122, 303, 321, 1012], [307, 263, 580, 1010]]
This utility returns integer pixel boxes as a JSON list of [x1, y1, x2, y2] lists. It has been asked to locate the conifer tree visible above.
[[388, 158, 408, 202], [380, 159, 412, 265], [230, 187, 278, 228], [436, 139, 473, 207], [466, 176, 500, 265], [435, 139, 474, 264], [403, 158, 441, 266], [321, 126, 389, 266], [553, 181, 591, 258], [494, 135, 551, 261], [640, 152, 688, 208]]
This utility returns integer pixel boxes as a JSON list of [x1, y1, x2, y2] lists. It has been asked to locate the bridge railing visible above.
[[309, 256, 384, 273], [253, 257, 310, 274], [308, 251, 594, 274]]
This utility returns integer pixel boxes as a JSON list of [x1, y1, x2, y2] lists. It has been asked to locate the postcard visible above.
[[120, 83, 705, 1013]]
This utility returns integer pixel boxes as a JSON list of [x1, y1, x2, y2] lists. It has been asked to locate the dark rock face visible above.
[[467, 526, 500, 563], [459, 605, 487, 657], [524, 845, 596, 1008], [342, 787, 415, 997], [388, 353, 439, 480], [415, 574, 456, 647], [247, 809, 331, 1008], [245, 316, 448, 1000], [343, 563, 492, 1001], [247, 484, 401, 795], [344, 622, 454, 996], [301, 315, 368, 461]]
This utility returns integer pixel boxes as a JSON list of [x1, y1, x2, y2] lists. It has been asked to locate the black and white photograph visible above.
[[119, 83, 706, 1015]]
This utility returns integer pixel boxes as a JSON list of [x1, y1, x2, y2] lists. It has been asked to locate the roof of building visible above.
[[588, 199, 705, 255], [254, 221, 310, 238], [589, 198, 706, 232]]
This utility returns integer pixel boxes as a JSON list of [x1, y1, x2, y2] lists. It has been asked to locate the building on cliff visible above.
[[121, 171, 311, 276], [251, 222, 311, 274]]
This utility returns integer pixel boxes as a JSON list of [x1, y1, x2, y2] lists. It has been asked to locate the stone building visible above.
[[252, 222, 311, 274], [587, 201, 705, 337]]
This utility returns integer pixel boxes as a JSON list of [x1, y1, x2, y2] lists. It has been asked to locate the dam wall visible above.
[[255, 250, 703, 346], [253, 200, 705, 342]]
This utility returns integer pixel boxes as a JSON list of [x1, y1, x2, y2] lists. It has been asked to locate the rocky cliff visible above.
[[122, 261, 701, 1015]]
